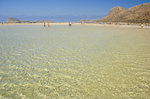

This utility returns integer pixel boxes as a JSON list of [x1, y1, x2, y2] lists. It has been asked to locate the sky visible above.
[[0, 0, 150, 16]]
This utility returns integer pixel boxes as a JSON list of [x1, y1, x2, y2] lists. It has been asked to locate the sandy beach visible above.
[[0, 22, 150, 29]]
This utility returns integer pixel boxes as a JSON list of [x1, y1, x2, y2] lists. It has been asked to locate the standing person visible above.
[[69, 22, 71, 27], [140, 23, 144, 28], [48, 23, 50, 27], [44, 22, 46, 27]]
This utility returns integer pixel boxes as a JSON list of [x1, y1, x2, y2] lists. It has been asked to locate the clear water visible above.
[[0, 25, 150, 99]]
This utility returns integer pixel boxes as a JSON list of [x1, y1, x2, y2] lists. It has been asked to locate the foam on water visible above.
[[0, 25, 150, 98]]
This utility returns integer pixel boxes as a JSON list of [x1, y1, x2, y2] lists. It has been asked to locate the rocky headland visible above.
[[99, 2, 150, 23]]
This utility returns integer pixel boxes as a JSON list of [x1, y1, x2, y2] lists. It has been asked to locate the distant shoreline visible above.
[[0, 22, 150, 28]]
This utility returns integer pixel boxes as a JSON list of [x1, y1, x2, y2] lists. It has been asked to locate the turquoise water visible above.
[[0, 25, 150, 99]]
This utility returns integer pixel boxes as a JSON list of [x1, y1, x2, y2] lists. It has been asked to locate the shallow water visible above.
[[0, 25, 150, 99]]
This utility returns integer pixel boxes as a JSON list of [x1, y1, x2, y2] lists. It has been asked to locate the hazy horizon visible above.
[[0, 15, 104, 22]]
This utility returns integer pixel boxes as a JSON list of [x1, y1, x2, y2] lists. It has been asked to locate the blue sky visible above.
[[0, 0, 149, 16]]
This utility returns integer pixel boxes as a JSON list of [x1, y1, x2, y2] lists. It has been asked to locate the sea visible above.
[[0, 25, 150, 99]]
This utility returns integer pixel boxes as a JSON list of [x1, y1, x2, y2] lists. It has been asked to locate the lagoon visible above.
[[0, 25, 150, 98]]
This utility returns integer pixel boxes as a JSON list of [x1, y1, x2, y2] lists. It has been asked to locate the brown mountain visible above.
[[7, 18, 21, 23], [99, 2, 150, 23]]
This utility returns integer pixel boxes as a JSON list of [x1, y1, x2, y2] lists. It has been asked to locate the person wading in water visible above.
[[69, 22, 71, 27], [48, 23, 50, 27], [140, 23, 144, 28], [44, 22, 46, 27]]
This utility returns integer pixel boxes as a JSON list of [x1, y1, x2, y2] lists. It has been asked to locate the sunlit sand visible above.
[[1, 23, 150, 29]]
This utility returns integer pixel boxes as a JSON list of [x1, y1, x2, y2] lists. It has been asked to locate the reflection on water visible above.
[[0, 25, 150, 98]]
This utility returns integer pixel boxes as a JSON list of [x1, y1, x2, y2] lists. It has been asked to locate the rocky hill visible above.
[[99, 2, 150, 23], [7, 18, 21, 23], [6, 17, 53, 23]]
